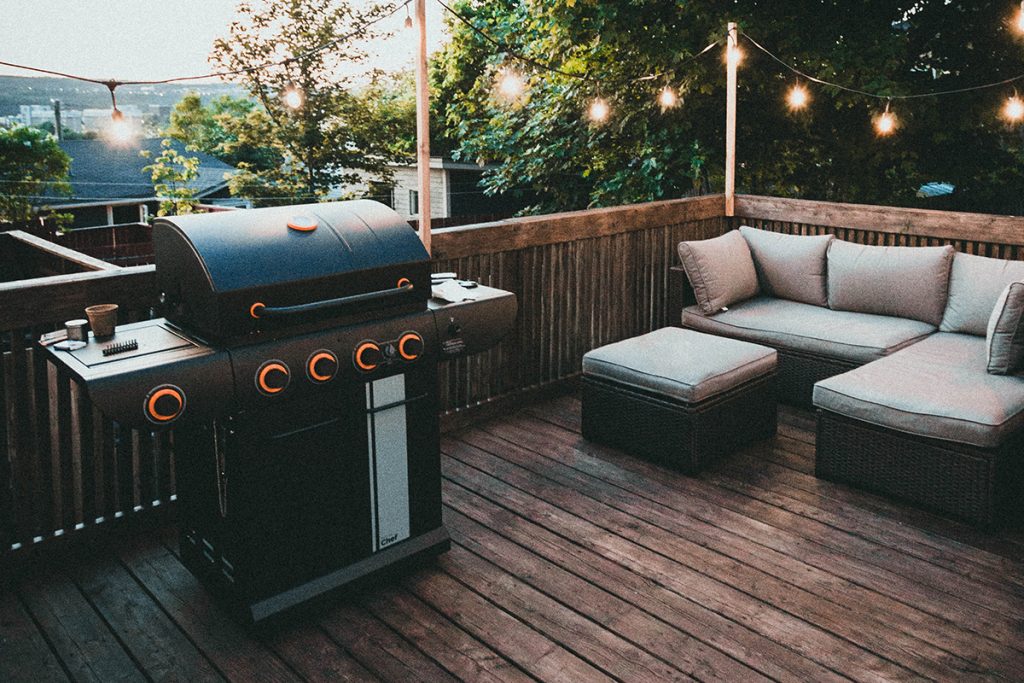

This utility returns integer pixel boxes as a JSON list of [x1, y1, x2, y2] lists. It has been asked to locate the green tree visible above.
[[436, 1, 1024, 214], [35, 122, 96, 140], [209, 0, 400, 204], [0, 125, 71, 223], [141, 139, 203, 217], [165, 93, 281, 171]]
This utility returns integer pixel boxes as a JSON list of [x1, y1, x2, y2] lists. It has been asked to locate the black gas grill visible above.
[[45, 201, 516, 623]]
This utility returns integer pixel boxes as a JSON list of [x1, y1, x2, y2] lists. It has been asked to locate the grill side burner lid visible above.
[[155, 200, 430, 344]]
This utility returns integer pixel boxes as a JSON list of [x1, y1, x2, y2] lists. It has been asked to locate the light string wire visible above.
[[0, 0, 411, 89], [741, 30, 1024, 100]]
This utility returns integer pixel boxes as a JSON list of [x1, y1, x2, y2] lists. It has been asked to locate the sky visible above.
[[0, 0, 449, 83]]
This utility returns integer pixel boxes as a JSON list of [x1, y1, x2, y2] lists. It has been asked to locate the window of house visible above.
[[409, 189, 419, 216]]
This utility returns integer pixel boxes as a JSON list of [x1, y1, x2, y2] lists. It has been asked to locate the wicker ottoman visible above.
[[582, 328, 778, 473]]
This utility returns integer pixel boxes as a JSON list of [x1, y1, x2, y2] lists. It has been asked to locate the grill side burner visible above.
[[45, 200, 516, 623]]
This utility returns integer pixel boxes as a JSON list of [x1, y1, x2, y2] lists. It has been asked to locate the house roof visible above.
[[34, 138, 235, 208]]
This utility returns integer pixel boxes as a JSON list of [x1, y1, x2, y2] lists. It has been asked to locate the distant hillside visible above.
[[0, 75, 248, 116]]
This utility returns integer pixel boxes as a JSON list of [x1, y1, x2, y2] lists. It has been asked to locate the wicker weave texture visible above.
[[582, 374, 777, 473], [815, 410, 1015, 526]]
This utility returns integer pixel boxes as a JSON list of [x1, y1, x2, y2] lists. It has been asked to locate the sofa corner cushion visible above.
[[813, 333, 1024, 448], [827, 240, 954, 326], [738, 226, 833, 306], [677, 230, 759, 315], [940, 252, 1024, 335], [986, 281, 1024, 375]]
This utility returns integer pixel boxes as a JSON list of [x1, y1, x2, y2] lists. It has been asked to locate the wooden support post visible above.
[[725, 21, 738, 217], [414, 0, 432, 254]]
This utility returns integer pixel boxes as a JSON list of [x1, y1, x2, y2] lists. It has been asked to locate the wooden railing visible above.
[[6, 193, 1023, 562], [0, 194, 726, 562]]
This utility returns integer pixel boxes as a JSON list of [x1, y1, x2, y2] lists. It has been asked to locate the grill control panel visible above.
[[256, 360, 291, 396], [353, 331, 423, 373]]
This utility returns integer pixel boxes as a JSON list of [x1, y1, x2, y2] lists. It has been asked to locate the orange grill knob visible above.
[[354, 341, 382, 372], [307, 350, 338, 383], [145, 385, 185, 424], [256, 360, 290, 396], [398, 331, 424, 361], [397, 277, 411, 288]]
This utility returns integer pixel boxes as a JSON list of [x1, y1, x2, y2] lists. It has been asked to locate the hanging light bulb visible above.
[[495, 67, 526, 102], [283, 85, 304, 110], [588, 97, 610, 123], [102, 80, 135, 145], [404, 3, 413, 29], [874, 102, 897, 136], [1004, 94, 1024, 123], [658, 86, 679, 110], [726, 45, 743, 67], [786, 83, 810, 111], [1017, 1, 1024, 33]]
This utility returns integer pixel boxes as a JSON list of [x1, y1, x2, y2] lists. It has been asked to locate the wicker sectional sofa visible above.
[[670, 226, 1024, 525]]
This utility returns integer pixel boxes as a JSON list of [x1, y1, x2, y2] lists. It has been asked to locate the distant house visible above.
[[34, 139, 243, 229], [385, 157, 529, 221]]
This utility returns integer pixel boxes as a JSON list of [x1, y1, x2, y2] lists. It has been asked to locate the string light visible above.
[[658, 86, 679, 110], [1017, 1, 1024, 34], [283, 85, 304, 109], [874, 102, 897, 136], [726, 45, 743, 67], [1004, 94, 1024, 123], [404, 2, 413, 29], [786, 83, 810, 111], [588, 97, 610, 123], [495, 67, 527, 102]]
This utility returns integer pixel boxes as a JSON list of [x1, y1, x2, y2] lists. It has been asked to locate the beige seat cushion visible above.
[[582, 327, 776, 404], [682, 297, 934, 365], [814, 333, 1024, 448]]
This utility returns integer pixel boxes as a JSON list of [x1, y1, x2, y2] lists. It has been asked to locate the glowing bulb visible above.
[[588, 97, 610, 123], [283, 87, 304, 109], [1017, 2, 1024, 33], [1004, 95, 1024, 123], [786, 84, 809, 111], [105, 116, 135, 145], [658, 86, 679, 110], [496, 68, 526, 102], [874, 109, 897, 136], [726, 46, 742, 67]]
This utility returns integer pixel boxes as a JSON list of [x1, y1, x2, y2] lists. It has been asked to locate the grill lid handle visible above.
[[250, 281, 414, 319]]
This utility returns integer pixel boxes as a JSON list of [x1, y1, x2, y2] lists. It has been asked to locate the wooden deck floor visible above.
[[4, 394, 1024, 682]]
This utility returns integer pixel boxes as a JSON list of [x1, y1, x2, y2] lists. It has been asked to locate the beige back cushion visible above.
[[827, 240, 954, 326], [986, 281, 1024, 375], [738, 226, 833, 306], [941, 252, 1024, 336], [677, 230, 759, 315]]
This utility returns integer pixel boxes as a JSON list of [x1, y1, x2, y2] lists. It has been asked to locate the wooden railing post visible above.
[[725, 21, 738, 217]]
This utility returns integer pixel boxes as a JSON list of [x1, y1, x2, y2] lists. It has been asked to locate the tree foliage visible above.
[[0, 125, 71, 223], [209, 0, 400, 205], [436, 1, 1024, 214], [141, 139, 203, 217], [165, 93, 281, 171]]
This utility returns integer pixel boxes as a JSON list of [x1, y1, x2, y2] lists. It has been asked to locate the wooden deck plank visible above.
[[19, 572, 144, 683], [404, 565, 614, 682], [74, 558, 223, 682], [444, 433, 996, 681], [439, 543, 696, 682], [441, 443, 910, 682], [117, 534, 300, 682], [443, 480, 846, 683], [0, 590, 68, 683], [7, 393, 1024, 682], [360, 584, 531, 683], [318, 601, 461, 682], [502, 411, 1024, 640], [476, 416, 1024, 676]]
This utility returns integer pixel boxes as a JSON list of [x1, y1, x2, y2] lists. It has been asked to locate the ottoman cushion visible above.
[[582, 327, 777, 403]]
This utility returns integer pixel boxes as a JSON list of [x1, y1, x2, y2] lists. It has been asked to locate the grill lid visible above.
[[155, 200, 431, 343]]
